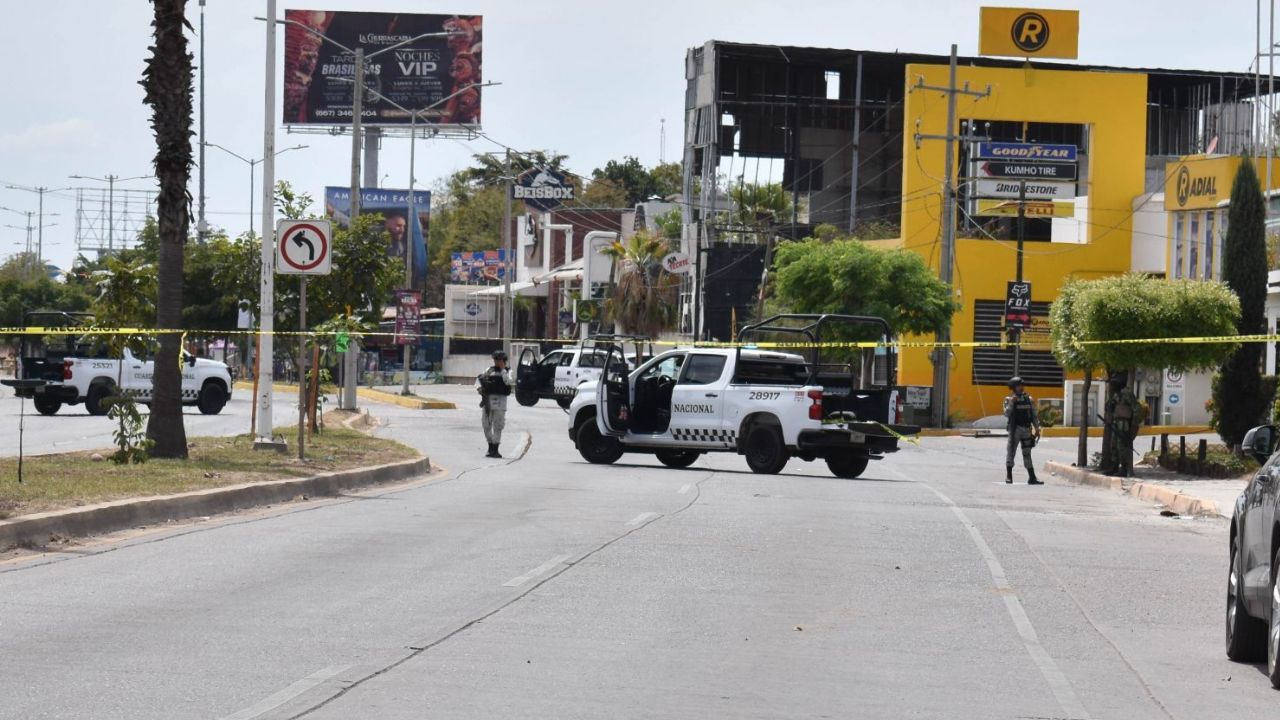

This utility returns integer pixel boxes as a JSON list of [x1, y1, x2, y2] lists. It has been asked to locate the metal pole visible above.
[[848, 53, 864, 234], [502, 149, 514, 356], [297, 278, 307, 460], [1259, 0, 1263, 153], [932, 44, 959, 429], [249, 160, 256, 236], [107, 175, 115, 252], [36, 189, 44, 267], [343, 46, 364, 412], [255, 0, 278, 446], [402, 113, 415, 396], [1270, 0, 1275, 207], [1013, 178, 1026, 378], [198, 0, 207, 241]]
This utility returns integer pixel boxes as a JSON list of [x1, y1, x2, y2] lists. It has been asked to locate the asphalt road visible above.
[[0, 384, 1273, 719], [0, 384, 299, 456]]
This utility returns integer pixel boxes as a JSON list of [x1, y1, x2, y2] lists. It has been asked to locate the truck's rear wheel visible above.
[[33, 396, 61, 416], [826, 453, 870, 479], [197, 381, 228, 415], [85, 383, 115, 416], [577, 418, 623, 465], [656, 449, 700, 469], [744, 425, 788, 474], [516, 391, 538, 407]]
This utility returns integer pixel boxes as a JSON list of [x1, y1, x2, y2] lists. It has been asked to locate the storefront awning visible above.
[[534, 258, 584, 284], [467, 281, 537, 297]]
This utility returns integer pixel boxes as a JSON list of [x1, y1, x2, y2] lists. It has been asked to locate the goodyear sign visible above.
[[978, 7, 1080, 60], [974, 142, 1077, 162]]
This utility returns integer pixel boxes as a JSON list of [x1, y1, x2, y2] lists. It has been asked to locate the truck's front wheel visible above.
[[826, 453, 870, 479], [577, 418, 623, 465], [33, 396, 61, 416], [516, 391, 538, 407], [197, 381, 228, 415], [744, 425, 788, 474]]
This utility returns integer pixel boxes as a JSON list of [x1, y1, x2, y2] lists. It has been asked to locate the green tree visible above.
[[1051, 275, 1241, 470], [649, 162, 683, 199], [772, 239, 957, 337], [463, 150, 567, 188], [140, 0, 193, 458], [593, 156, 658, 206], [1215, 157, 1272, 448], [654, 209, 682, 240], [599, 231, 679, 338], [578, 177, 628, 208], [425, 179, 508, 305]]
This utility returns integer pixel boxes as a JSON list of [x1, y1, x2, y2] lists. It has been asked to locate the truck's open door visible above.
[[598, 344, 631, 437], [514, 345, 539, 403]]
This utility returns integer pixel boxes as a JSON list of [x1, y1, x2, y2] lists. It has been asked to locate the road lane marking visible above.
[[678, 483, 694, 495], [502, 554, 571, 588], [218, 664, 352, 720], [626, 511, 660, 526], [887, 465, 1091, 720]]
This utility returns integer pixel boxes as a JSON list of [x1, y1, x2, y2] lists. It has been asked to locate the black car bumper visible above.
[[796, 423, 920, 455]]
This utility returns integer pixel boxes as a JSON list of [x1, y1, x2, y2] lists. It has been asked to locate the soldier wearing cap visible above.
[[1106, 371, 1141, 477], [1003, 376, 1043, 485], [475, 350, 513, 457]]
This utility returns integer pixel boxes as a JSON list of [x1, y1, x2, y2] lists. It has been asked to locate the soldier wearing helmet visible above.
[[1003, 376, 1043, 485], [475, 349, 513, 457]]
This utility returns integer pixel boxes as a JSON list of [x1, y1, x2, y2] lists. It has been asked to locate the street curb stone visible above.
[[231, 381, 456, 410], [1044, 460, 1221, 517], [0, 455, 431, 552]]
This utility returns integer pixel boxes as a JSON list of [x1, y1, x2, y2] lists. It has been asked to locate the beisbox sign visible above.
[[276, 219, 332, 275], [978, 7, 1079, 60], [511, 168, 574, 212], [283, 10, 483, 126], [1004, 281, 1032, 329]]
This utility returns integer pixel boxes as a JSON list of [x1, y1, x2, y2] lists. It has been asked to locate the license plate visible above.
[[848, 431, 866, 444]]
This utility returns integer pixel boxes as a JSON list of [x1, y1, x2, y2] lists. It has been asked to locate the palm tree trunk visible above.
[[142, 0, 192, 458]]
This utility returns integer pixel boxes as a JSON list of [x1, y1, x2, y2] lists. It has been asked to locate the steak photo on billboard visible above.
[[324, 187, 431, 290], [284, 10, 482, 126]]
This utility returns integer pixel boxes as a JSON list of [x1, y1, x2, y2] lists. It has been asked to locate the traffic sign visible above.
[[977, 161, 1077, 181], [973, 142, 1077, 162], [276, 219, 332, 275], [1168, 393, 1181, 406], [975, 199, 1075, 219], [970, 178, 1075, 200]]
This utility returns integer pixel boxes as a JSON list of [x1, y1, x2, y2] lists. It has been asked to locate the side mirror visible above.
[[186, 354, 197, 367], [1242, 425, 1277, 464]]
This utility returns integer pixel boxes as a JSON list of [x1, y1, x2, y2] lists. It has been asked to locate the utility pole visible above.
[[342, 46, 364, 412], [254, 0, 281, 449], [912, 44, 990, 428], [197, 0, 207, 242], [502, 150, 515, 356], [1013, 178, 1027, 377]]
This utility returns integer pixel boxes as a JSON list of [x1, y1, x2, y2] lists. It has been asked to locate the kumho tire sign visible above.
[[283, 10, 483, 126], [512, 168, 574, 212]]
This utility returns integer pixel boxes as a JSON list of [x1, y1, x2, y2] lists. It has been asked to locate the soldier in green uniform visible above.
[[1003, 377, 1043, 485], [1106, 371, 1141, 477]]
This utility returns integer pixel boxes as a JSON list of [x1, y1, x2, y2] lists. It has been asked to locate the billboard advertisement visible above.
[[324, 187, 431, 290], [450, 250, 507, 283], [284, 10, 483, 126]]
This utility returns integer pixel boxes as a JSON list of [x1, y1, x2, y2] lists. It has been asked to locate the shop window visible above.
[[1203, 213, 1215, 280], [1189, 214, 1200, 280], [1173, 214, 1185, 279]]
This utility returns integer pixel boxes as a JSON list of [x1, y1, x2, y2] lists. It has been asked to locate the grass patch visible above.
[[0, 426, 420, 519], [1142, 443, 1258, 479]]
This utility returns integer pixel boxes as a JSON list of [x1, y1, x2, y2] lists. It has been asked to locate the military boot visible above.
[[1028, 468, 1043, 485], [1006, 466, 1013, 484]]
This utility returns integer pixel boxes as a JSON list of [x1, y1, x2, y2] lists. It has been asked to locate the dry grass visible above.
[[0, 424, 420, 519]]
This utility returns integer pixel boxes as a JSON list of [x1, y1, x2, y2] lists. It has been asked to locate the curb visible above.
[[0, 455, 432, 552], [1044, 460, 1222, 517], [920, 425, 1212, 439], [231, 381, 456, 410]]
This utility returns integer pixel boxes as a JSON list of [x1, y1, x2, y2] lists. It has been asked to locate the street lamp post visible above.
[[331, 78, 495, 396], [203, 142, 307, 236], [6, 185, 73, 265], [68, 174, 152, 253], [1, 205, 58, 274]]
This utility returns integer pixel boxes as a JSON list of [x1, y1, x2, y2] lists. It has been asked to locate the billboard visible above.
[[324, 187, 431, 289], [284, 10, 483, 126], [450, 250, 507, 283]]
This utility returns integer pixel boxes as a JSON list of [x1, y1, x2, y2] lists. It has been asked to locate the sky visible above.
[[0, 0, 1266, 272]]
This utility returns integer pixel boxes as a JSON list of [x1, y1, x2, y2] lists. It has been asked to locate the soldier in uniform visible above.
[[1003, 376, 1043, 485], [1106, 371, 1141, 477], [475, 350, 513, 458]]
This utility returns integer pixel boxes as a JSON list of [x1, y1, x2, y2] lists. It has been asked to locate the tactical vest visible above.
[[480, 369, 511, 396], [1010, 393, 1036, 427]]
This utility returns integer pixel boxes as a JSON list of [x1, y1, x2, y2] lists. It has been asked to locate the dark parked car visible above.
[[1225, 424, 1280, 686]]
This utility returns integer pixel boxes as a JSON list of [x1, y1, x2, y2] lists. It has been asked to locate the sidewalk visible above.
[[1044, 460, 1246, 518]]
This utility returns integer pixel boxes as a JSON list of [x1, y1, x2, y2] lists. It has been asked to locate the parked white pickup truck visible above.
[[567, 314, 918, 478], [515, 335, 648, 409], [14, 312, 233, 416]]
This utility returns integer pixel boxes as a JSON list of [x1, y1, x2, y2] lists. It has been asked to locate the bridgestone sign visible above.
[[512, 168, 574, 212]]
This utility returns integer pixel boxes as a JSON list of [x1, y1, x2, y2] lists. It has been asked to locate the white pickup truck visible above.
[[515, 336, 648, 409], [566, 314, 919, 478], [15, 313, 233, 416]]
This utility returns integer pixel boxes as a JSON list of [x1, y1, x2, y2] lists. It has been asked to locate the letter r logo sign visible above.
[[1012, 12, 1049, 52]]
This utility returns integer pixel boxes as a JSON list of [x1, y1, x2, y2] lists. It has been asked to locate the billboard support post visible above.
[[502, 149, 513, 357], [343, 46, 364, 412], [402, 113, 417, 396], [254, 0, 283, 450]]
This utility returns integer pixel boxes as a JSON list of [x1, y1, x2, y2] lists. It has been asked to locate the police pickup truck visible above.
[[515, 335, 648, 409], [567, 314, 919, 478], [14, 311, 233, 416]]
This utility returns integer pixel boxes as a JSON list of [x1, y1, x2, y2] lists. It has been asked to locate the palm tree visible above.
[[600, 231, 679, 339], [140, 0, 192, 458]]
